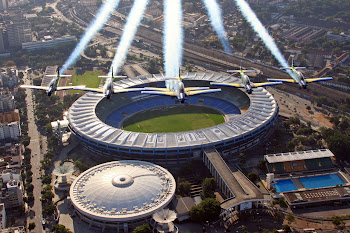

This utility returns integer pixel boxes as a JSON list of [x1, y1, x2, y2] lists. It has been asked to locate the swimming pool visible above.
[[299, 174, 344, 189], [274, 179, 298, 193]]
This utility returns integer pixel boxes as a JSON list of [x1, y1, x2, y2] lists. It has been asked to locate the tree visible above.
[[26, 183, 34, 192], [190, 198, 221, 223], [286, 214, 295, 225], [331, 216, 344, 227], [132, 223, 152, 233], [51, 224, 73, 233], [43, 204, 56, 215], [5, 60, 15, 67], [247, 172, 258, 182], [28, 222, 36, 231], [22, 135, 31, 147], [282, 225, 292, 233], [201, 178, 216, 199], [42, 175, 52, 185], [177, 178, 191, 196]]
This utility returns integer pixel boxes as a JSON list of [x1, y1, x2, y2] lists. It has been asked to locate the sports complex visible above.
[[68, 72, 279, 165]]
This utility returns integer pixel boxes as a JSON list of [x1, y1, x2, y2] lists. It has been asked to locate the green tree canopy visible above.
[[190, 198, 221, 223], [51, 224, 73, 233], [201, 178, 216, 199], [132, 223, 152, 233]]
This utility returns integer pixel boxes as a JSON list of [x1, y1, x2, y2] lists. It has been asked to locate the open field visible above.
[[70, 70, 103, 93], [122, 105, 225, 133]]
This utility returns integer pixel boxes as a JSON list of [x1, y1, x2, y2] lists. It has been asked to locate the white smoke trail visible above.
[[202, 0, 232, 54], [163, 0, 183, 90], [109, 0, 150, 75], [232, 0, 293, 78], [61, 0, 122, 74]]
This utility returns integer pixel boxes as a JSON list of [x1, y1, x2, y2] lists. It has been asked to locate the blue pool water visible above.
[[299, 174, 344, 189], [274, 179, 298, 193]]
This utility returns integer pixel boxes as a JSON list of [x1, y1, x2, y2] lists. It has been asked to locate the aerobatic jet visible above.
[[74, 69, 146, 99], [20, 67, 85, 96], [268, 59, 333, 89], [141, 73, 221, 103], [211, 62, 282, 94]]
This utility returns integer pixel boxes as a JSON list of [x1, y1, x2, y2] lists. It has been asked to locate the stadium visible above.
[[68, 73, 279, 165]]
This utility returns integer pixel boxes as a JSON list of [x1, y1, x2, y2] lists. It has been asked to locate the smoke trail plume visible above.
[[61, 0, 122, 74], [232, 0, 293, 77], [109, 0, 150, 75], [202, 0, 232, 54], [163, 0, 183, 90]]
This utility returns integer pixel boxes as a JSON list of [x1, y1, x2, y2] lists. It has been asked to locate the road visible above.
[[23, 70, 45, 233]]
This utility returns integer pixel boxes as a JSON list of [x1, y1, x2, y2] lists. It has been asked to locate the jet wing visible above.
[[56, 85, 86, 91], [305, 77, 333, 83], [20, 85, 50, 90], [267, 79, 296, 83], [186, 89, 221, 96], [141, 87, 171, 91], [141, 91, 177, 97], [72, 87, 104, 93], [251, 82, 283, 88], [210, 82, 244, 88], [113, 88, 147, 93], [184, 87, 209, 91]]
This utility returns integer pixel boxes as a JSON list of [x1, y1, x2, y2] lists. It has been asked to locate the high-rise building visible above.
[[0, 0, 8, 11], [6, 180, 23, 208], [0, 96, 15, 112], [0, 122, 21, 141], [6, 16, 31, 48]]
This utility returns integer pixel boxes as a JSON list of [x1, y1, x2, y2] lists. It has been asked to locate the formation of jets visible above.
[[268, 59, 333, 89], [211, 62, 282, 94], [20, 67, 85, 96], [20, 59, 334, 102]]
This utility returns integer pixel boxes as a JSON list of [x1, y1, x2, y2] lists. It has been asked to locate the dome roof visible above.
[[70, 160, 176, 222]]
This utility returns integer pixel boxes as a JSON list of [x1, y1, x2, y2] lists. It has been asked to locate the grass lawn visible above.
[[122, 105, 224, 133], [70, 70, 103, 94]]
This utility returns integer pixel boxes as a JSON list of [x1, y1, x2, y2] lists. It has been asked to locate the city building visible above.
[[5, 179, 24, 208], [0, 111, 19, 123], [70, 160, 176, 232], [0, 203, 5, 230], [1, 169, 21, 183], [327, 31, 350, 43], [0, 121, 21, 141], [0, 0, 8, 11], [264, 150, 350, 207], [22, 35, 76, 51], [6, 17, 31, 47], [0, 96, 15, 113], [1, 226, 25, 232]]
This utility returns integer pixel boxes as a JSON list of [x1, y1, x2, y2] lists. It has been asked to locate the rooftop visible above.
[[70, 160, 176, 222], [265, 149, 334, 164], [284, 185, 350, 206]]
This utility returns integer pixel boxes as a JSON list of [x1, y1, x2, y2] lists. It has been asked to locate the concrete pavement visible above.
[[23, 71, 45, 233]]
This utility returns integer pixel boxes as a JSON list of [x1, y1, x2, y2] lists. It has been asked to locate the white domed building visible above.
[[69, 160, 176, 232]]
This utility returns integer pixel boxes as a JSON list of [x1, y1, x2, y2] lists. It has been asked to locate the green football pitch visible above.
[[70, 70, 103, 93], [122, 105, 225, 133]]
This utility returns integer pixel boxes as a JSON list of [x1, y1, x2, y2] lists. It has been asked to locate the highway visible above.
[[23, 70, 45, 233]]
